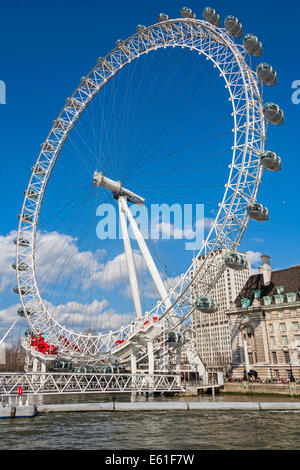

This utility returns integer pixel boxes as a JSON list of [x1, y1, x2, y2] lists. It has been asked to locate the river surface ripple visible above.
[[1, 394, 299, 450]]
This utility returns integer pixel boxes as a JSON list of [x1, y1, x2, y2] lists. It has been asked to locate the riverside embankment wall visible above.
[[221, 382, 300, 396]]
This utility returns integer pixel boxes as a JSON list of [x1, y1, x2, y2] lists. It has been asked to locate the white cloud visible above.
[[246, 250, 262, 267], [35, 230, 105, 286], [0, 230, 17, 293], [0, 298, 134, 334], [251, 237, 264, 244], [0, 303, 20, 326], [120, 274, 181, 300], [44, 298, 133, 330], [84, 250, 147, 290], [0, 229, 107, 296]]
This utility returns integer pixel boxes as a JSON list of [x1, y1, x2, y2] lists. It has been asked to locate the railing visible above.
[[0, 372, 184, 396]]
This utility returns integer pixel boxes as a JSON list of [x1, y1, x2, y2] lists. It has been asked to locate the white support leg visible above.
[[243, 338, 250, 377], [41, 361, 46, 386], [148, 341, 154, 375], [32, 358, 38, 383], [118, 196, 143, 320], [33, 358, 38, 372], [147, 341, 154, 389], [176, 349, 181, 372], [131, 352, 137, 400], [122, 199, 172, 310]]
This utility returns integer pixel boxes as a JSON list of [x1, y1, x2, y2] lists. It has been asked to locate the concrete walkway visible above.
[[37, 401, 300, 413]]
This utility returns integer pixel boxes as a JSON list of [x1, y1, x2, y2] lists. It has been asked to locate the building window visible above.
[[274, 294, 284, 305], [282, 336, 288, 346], [284, 350, 290, 363], [267, 313, 272, 320], [268, 324, 274, 333], [254, 290, 261, 299], [270, 337, 275, 347], [278, 311, 284, 319], [241, 298, 251, 308], [291, 310, 297, 317], [279, 323, 287, 332], [286, 293, 296, 303], [292, 322, 299, 331], [274, 370, 280, 379], [295, 335, 300, 346], [287, 370, 293, 380], [263, 296, 272, 306], [276, 286, 284, 294], [272, 351, 278, 364], [248, 352, 253, 364]]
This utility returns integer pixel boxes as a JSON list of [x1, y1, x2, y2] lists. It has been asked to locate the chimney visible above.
[[260, 254, 271, 286]]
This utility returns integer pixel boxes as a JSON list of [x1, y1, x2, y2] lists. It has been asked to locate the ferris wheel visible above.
[[13, 6, 283, 366]]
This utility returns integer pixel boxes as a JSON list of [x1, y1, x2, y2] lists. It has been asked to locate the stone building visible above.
[[191, 249, 251, 372], [227, 255, 300, 381]]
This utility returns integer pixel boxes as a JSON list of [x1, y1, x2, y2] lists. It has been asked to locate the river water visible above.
[[1, 394, 300, 450]]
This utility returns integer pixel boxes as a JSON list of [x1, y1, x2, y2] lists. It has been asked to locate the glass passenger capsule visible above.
[[99, 365, 114, 374], [166, 330, 183, 344], [32, 164, 46, 176], [17, 307, 34, 317], [97, 57, 113, 71], [158, 13, 169, 22], [12, 261, 29, 271], [41, 142, 54, 152], [13, 285, 31, 295], [74, 365, 96, 373], [66, 97, 82, 110], [247, 202, 269, 221], [180, 7, 196, 19], [243, 34, 262, 57], [53, 118, 68, 131], [18, 213, 33, 224], [52, 359, 73, 370], [256, 63, 277, 86], [224, 252, 248, 270], [263, 102, 284, 126], [14, 237, 30, 247], [203, 7, 220, 26], [115, 39, 131, 55], [224, 16, 243, 38], [80, 76, 96, 89], [195, 297, 218, 313], [25, 189, 38, 200], [259, 150, 281, 171], [136, 25, 146, 32]]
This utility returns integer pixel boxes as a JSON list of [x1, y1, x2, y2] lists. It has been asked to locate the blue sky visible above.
[[0, 0, 299, 340]]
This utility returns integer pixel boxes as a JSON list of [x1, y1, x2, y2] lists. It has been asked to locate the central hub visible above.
[[93, 171, 145, 205]]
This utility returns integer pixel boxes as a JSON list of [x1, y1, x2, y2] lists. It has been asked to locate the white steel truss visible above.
[[0, 372, 184, 395]]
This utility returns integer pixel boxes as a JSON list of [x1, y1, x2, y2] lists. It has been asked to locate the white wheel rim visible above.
[[16, 18, 266, 358]]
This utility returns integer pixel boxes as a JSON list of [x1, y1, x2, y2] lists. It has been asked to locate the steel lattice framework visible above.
[[16, 17, 266, 361], [0, 372, 184, 395]]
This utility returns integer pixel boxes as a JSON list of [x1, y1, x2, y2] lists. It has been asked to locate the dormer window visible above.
[[274, 294, 284, 305], [253, 290, 261, 299], [241, 298, 251, 308], [263, 296, 272, 306], [275, 286, 284, 294], [286, 292, 296, 303]]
